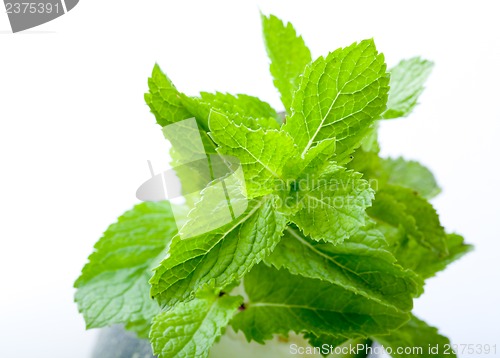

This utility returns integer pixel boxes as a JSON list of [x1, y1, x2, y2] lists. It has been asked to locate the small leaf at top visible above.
[[261, 14, 312, 113]]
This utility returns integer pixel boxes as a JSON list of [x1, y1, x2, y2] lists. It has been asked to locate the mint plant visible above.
[[75, 14, 472, 358]]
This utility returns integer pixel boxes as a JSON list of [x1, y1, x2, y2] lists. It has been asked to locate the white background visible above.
[[1, 1, 499, 357]]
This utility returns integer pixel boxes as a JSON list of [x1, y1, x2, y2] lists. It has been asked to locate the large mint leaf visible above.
[[231, 264, 409, 343], [74, 202, 178, 331], [261, 14, 312, 113], [208, 110, 297, 198], [374, 315, 456, 358], [150, 289, 242, 358], [182, 92, 281, 130], [284, 39, 389, 162], [383, 57, 434, 119], [149, 196, 287, 308], [145, 64, 193, 127], [291, 165, 374, 243], [367, 185, 448, 256], [390, 231, 472, 280], [265, 225, 422, 312]]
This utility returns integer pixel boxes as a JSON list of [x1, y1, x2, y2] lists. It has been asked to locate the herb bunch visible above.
[[75, 14, 472, 358]]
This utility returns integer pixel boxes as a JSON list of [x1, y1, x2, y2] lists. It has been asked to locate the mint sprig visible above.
[[75, 13, 470, 358]]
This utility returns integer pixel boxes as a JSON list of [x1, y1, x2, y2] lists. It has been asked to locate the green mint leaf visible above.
[[349, 150, 441, 199], [383, 57, 434, 119], [145, 65, 282, 131], [182, 92, 281, 130], [150, 289, 242, 358], [208, 110, 297, 198], [374, 315, 456, 358], [149, 197, 287, 308], [145, 64, 193, 127], [392, 232, 472, 280], [265, 225, 422, 313], [199, 92, 280, 121], [291, 165, 374, 243], [261, 14, 312, 113], [284, 39, 389, 162], [379, 157, 441, 199], [74, 202, 178, 331], [232, 263, 410, 343], [367, 185, 448, 256]]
